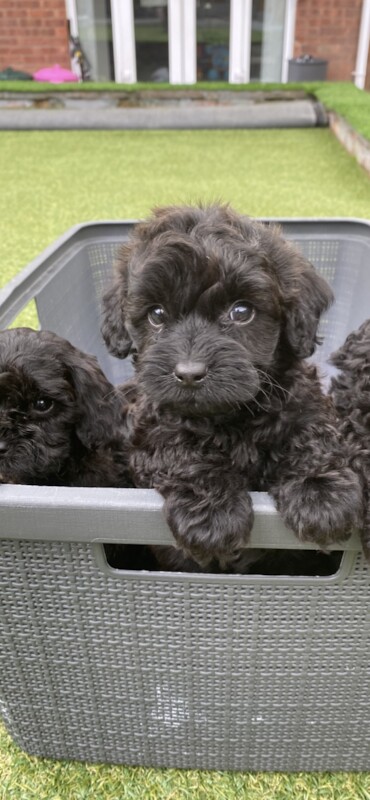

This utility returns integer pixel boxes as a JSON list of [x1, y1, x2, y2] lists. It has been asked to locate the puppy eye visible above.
[[148, 306, 166, 328], [228, 301, 255, 325], [33, 397, 53, 413]]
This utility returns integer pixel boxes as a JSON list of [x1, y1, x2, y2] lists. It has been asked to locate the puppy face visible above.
[[102, 205, 333, 415], [125, 251, 282, 415], [0, 328, 116, 484]]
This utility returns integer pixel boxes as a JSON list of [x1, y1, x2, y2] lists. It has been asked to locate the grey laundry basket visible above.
[[1, 219, 370, 772]]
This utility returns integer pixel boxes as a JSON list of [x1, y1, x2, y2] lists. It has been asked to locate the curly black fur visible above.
[[330, 319, 370, 557], [102, 204, 362, 567], [0, 327, 133, 487]]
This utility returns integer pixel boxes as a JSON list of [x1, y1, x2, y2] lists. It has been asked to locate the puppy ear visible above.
[[259, 227, 334, 360], [284, 263, 334, 359], [101, 244, 132, 358], [66, 349, 119, 448]]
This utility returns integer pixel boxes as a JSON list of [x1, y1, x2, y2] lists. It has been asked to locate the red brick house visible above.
[[0, 1, 369, 89]]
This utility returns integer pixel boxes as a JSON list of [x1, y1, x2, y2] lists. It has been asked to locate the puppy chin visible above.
[[139, 372, 262, 416], [158, 393, 225, 416]]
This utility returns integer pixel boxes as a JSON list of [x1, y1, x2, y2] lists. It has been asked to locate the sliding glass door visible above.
[[68, 0, 293, 84]]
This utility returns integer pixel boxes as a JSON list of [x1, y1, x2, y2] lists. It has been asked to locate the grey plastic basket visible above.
[[1, 219, 370, 772]]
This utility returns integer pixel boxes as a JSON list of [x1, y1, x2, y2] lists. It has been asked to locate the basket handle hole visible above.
[[103, 544, 345, 577]]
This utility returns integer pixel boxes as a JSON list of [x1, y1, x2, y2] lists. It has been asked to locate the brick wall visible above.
[[0, 0, 70, 75], [294, 0, 363, 82]]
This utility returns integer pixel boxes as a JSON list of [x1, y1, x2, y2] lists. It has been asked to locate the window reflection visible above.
[[134, 0, 169, 82], [252, 0, 286, 81], [75, 0, 114, 81], [197, 1, 230, 82]]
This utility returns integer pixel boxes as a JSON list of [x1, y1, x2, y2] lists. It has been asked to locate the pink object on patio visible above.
[[33, 64, 78, 84]]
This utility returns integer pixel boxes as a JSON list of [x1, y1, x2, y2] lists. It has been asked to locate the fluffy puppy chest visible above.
[[125, 363, 334, 494], [127, 401, 280, 492]]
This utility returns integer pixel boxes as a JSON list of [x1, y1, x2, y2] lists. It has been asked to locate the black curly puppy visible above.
[[0, 327, 132, 487], [330, 319, 370, 556], [102, 204, 361, 567]]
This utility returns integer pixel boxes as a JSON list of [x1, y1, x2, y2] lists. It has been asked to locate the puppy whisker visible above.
[[257, 368, 296, 403]]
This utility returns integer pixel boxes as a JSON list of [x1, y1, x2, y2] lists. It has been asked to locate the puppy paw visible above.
[[163, 489, 254, 567], [272, 468, 363, 546]]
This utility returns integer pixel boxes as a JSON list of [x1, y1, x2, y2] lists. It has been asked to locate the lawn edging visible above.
[[329, 112, 370, 175], [310, 82, 370, 176]]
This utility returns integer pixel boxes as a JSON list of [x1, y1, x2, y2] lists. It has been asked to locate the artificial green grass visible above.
[[1, 128, 370, 297], [0, 79, 320, 92], [0, 126, 370, 795], [4, 722, 370, 800], [314, 82, 370, 142]]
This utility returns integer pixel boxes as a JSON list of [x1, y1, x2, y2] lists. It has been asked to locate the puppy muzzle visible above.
[[137, 323, 262, 414]]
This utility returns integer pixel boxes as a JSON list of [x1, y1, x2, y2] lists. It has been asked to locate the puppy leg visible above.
[[270, 426, 363, 545], [162, 478, 254, 567]]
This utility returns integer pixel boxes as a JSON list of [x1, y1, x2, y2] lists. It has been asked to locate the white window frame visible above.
[[354, 0, 370, 89], [168, 0, 196, 84], [229, 0, 252, 83], [65, 0, 78, 37], [281, 0, 297, 82], [111, 0, 136, 83]]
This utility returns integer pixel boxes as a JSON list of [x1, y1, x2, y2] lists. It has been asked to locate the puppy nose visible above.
[[174, 361, 207, 386]]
